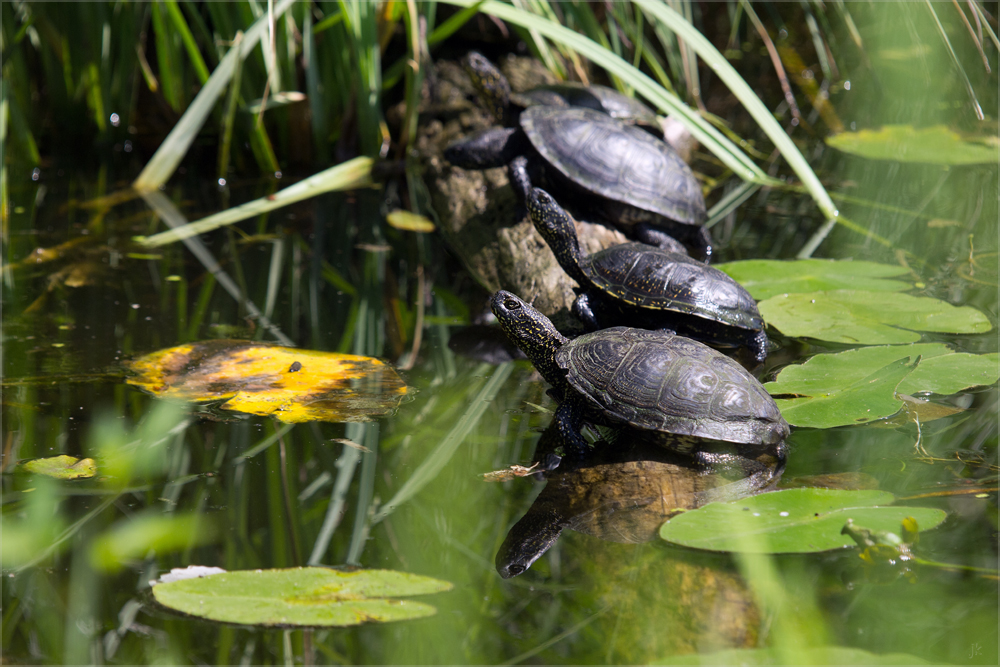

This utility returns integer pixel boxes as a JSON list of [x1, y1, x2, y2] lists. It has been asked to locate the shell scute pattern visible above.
[[557, 328, 787, 445], [520, 107, 704, 225], [664, 357, 720, 412], [586, 244, 763, 330]]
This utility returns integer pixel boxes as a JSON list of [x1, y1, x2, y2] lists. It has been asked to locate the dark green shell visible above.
[[581, 243, 764, 331], [556, 328, 788, 446], [519, 106, 706, 225]]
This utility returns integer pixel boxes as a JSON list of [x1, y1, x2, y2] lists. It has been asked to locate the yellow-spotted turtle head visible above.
[[490, 290, 568, 390]]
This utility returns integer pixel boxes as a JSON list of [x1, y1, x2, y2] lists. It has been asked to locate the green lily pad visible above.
[[658, 488, 947, 554], [826, 124, 999, 165], [152, 567, 453, 627], [773, 356, 917, 428], [898, 352, 1000, 395], [655, 645, 931, 665], [716, 259, 910, 300], [765, 344, 997, 427], [758, 290, 992, 344], [20, 455, 96, 479]]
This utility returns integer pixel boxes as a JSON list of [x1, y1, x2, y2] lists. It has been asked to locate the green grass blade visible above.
[[150, 1, 183, 111], [345, 423, 378, 565], [302, 8, 328, 163], [165, 0, 210, 84], [139, 190, 294, 345], [370, 362, 513, 525], [307, 424, 363, 565], [969, 1, 1000, 50], [312, 10, 344, 34], [217, 31, 244, 180], [428, 1, 483, 46], [633, 0, 837, 228], [132, 0, 297, 192], [705, 180, 761, 229], [924, 0, 984, 120], [440, 0, 767, 182], [136, 156, 374, 247]]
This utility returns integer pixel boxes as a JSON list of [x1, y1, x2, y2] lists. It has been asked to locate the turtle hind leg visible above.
[[633, 223, 689, 256], [634, 222, 713, 263], [691, 226, 714, 264], [747, 329, 770, 363], [571, 293, 602, 331]]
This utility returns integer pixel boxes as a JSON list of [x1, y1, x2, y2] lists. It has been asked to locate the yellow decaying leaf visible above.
[[386, 209, 436, 233], [127, 341, 411, 423]]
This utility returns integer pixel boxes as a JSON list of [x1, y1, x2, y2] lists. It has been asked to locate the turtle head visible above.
[[463, 51, 511, 125], [528, 188, 587, 283], [490, 290, 568, 387]]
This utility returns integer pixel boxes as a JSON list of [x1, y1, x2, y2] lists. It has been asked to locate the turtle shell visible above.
[[519, 106, 705, 226], [523, 83, 660, 129], [582, 243, 764, 331], [557, 328, 788, 446]]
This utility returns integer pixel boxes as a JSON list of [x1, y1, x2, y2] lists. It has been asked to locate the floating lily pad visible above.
[[766, 345, 997, 428], [826, 125, 999, 165], [655, 645, 931, 665], [898, 352, 1000, 395], [151, 567, 453, 627], [888, 395, 965, 426], [758, 290, 992, 344], [20, 455, 96, 479], [127, 340, 411, 423], [772, 357, 917, 428], [716, 259, 910, 300], [780, 472, 880, 491], [658, 488, 947, 554]]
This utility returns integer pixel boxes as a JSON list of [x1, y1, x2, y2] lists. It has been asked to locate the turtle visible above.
[[496, 429, 785, 578], [527, 187, 769, 363], [490, 290, 789, 471], [462, 51, 662, 136], [445, 91, 710, 260]]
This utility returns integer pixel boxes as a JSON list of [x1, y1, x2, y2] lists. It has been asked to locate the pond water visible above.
[[3, 3, 998, 666]]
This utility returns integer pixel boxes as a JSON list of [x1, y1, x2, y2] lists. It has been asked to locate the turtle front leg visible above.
[[444, 127, 527, 170], [552, 397, 592, 466], [508, 155, 533, 203], [635, 222, 714, 263]]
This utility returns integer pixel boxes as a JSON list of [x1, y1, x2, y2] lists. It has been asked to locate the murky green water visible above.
[[3, 2, 998, 665]]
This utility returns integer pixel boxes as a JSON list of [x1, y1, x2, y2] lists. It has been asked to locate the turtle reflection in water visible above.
[[496, 429, 785, 578]]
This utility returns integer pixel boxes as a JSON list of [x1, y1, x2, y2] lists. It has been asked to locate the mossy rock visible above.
[[417, 57, 629, 325]]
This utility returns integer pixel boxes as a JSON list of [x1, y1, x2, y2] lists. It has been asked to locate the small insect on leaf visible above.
[[127, 341, 412, 423], [482, 463, 540, 482], [330, 438, 372, 453]]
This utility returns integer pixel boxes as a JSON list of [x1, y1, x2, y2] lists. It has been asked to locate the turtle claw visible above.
[[539, 452, 563, 472]]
